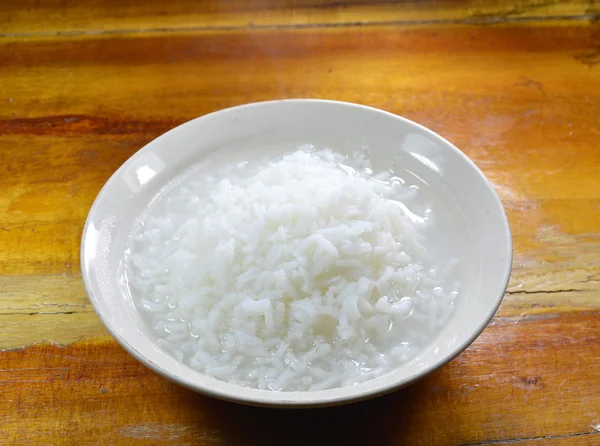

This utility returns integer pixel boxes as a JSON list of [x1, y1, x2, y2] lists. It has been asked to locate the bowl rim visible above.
[[81, 98, 513, 407]]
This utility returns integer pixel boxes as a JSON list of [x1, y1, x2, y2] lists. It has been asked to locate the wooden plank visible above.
[[474, 433, 600, 445], [0, 273, 598, 349], [1, 25, 598, 134], [0, 0, 593, 37], [0, 24, 598, 351], [0, 135, 145, 276], [0, 267, 597, 348], [1, 134, 599, 275], [1, 312, 599, 445], [0, 275, 90, 315], [0, 313, 109, 349], [468, 431, 600, 446], [1, 26, 598, 274], [1, 4, 599, 444]]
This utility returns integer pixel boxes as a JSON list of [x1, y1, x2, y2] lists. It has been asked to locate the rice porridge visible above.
[[125, 146, 468, 391]]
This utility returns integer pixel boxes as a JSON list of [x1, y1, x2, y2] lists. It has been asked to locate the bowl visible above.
[[81, 99, 512, 407]]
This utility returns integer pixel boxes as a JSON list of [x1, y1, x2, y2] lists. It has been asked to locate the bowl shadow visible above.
[[177, 366, 453, 445]]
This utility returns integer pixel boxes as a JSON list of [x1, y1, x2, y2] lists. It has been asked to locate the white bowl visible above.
[[81, 99, 512, 407]]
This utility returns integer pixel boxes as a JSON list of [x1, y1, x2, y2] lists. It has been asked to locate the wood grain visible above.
[[1, 0, 599, 443], [1, 0, 594, 36], [2, 313, 599, 445]]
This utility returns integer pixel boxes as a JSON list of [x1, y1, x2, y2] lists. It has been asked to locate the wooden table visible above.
[[1, 1, 599, 444]]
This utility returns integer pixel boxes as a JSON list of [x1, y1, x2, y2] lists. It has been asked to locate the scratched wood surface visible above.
[[1, 0, 600, 444]]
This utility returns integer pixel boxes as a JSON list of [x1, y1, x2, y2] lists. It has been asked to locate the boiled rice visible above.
[[127, 149, 458, 391]]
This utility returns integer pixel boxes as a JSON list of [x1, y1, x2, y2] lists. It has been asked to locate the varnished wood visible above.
[[1, 0, 593, 36], [2, 313, 599, 444], [1, 0, 599, 444]]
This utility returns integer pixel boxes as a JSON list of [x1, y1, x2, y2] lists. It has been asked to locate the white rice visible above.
[[127, 149, 458, 391]]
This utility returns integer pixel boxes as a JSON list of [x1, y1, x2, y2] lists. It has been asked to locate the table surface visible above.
[[1, 0, 600, 444]]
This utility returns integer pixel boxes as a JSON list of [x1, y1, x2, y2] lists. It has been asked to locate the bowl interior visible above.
[[81, 99, 512, 407]]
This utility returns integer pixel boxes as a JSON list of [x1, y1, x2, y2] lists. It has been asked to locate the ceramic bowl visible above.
[[81, 99, 512, 407]]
